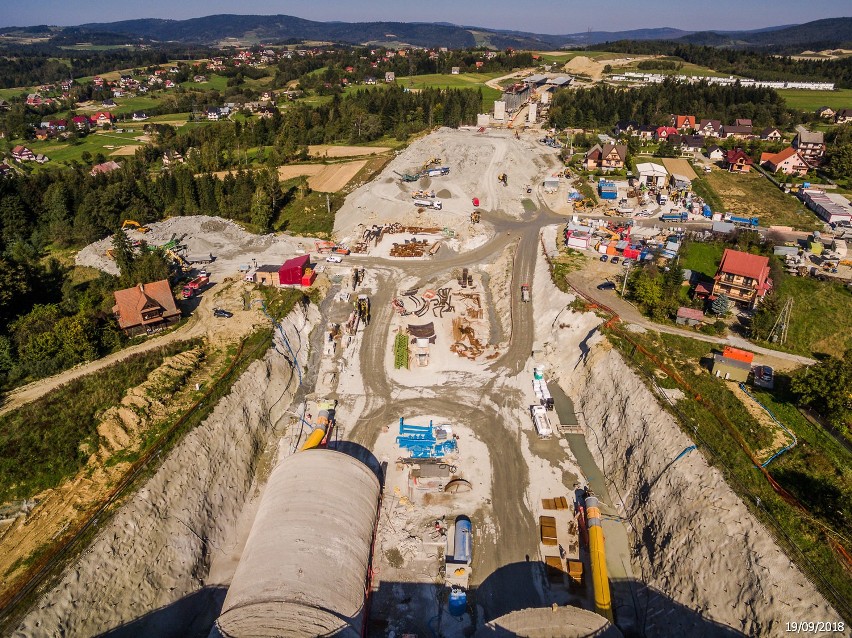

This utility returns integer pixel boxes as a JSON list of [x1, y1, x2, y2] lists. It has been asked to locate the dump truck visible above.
[[414, 198, 442, 210], [521, 284, 530, 302], [425, 166, 450, 177], [182, 274, 209, 299], [725, 214, 759, 228], [187, 253, 215, 264]]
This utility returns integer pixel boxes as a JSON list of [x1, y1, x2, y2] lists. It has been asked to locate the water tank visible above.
[[453, 517, 473, 564], [212, 450, 380, 638]]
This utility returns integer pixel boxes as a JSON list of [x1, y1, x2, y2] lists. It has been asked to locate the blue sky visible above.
[[1, 0, 848, 32]]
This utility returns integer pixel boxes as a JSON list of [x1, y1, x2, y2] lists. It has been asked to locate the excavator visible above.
[[421, 157, 441, 171], [122, 219, 149, 233], [470, 211, 481, 223], [497, 173, 508, 187]]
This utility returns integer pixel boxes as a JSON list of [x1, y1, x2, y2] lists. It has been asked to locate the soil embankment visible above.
[[13, 304, 317, 638], [553, 336, 842, 635]]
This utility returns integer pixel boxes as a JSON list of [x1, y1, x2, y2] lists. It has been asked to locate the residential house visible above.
[[364, 76, 377, 85], [385, 71, 395, 82], [671, 114, 697, 131], [816, 106, 835, 119], [111, 88, 124, 98], [706, 144, 724, 161], [11, 145, 35, 162], [90, 160, 122, 176], [193, 74, 207, 83], [0, 163, 13, 177], [26, 93, 42, 106], [760, 147, 809, 176], [792, 130, 825, 166], [583, 143, 627, 171], [759, 127, 782, 142], [132, 111, 148, 121], [162, 150, 184, 168], [90, 111, 115, 127], [93, 76, 104, 87], [697, 119, 722, 137], [614, 120, 639, 136], [709, 248, 772, 308], [72, 115, 90, 130], [207, 107, 222, 121], [35, 154, 49, 164], [722, 124, 753, 139], [49, 119, 67, 131], [0, 99, 10, 111], [102, 98, 116, 108], [34, 128, 50, 141], [676, 307, 705, 326], [112, 281, 181, 337], [835, 108, 852, 125], [636, 124, 657, 141], [451, 66, 460, 75], [680, 135, 704, 154], [735, 118, 752, 127], [724, 148, 753, 173], [164, 80, 176, 88], [655, 126, 678, 142], [256, 105, 277, 118]]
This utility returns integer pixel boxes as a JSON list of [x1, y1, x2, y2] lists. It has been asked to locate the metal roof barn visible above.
[[212, 449, 381, 638]]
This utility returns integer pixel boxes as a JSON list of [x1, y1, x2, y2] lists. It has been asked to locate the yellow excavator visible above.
[[122, 219, 150, 233], [497, 173, 508, 186], [470, 211, 481, 223]]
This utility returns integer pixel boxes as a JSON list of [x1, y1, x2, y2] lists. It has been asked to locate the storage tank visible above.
[[453, 517, 473, 564], [212, 450, 381, 638]]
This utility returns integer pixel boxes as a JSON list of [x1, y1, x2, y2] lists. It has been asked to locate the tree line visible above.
[[548, 79, 794, 130], [587, 41, 852, 88]]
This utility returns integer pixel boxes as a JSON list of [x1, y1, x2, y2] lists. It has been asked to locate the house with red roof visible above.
[[655, 126, 678, 141], [671, 115, 696, 131], [11, 145, 35, 162], [709, 249, 772, 309], [112, 280, 181, 336], [90, 111, 116, 127], [72, 115, 90, 130], [90, 160, 122, 176], [724, 148, 753, 173], [760, 147, 809, 176]]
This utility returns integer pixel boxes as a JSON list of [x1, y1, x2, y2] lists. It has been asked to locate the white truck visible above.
[[426, 166, 450, 177], [414, 198, 442, 210], [530, 405, 553, 438]]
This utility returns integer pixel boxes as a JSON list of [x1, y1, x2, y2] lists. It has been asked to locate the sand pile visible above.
[[75, 215, 308, 279], [14, 304, 318, 638], [333, 128, 559, 248]]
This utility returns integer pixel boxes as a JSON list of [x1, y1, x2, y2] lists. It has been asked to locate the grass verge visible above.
[[0, 339, 202, 503]]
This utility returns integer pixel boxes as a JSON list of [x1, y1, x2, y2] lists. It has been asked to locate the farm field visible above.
[[703, 168, 821, 230], [394, 72, 503, 109], [212, 160, 368, 193], [778, 88, 852, 111], [179, 74, 229, 91], [308, 145, 392, 158], [22, 130, 146, 167], [771, 275, 852, 356]]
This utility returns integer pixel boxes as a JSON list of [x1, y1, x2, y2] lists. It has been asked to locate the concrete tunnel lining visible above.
[[213, 449, 381, 638]]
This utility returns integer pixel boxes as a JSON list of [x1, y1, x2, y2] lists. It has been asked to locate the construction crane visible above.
[[121, 219, 149, 233]]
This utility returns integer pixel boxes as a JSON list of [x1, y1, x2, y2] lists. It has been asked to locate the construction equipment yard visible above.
[[3, 128, 845, 638]]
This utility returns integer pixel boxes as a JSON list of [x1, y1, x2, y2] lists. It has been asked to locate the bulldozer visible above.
[[470, 211, 481, 224], [497, 173, 508, 187], [122, 219, 149, 233]]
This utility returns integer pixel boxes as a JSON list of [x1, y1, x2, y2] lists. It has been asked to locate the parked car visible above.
[[599, 255, 609, 262], [597, 281, 616, 290], [326, 255, 342, 263], [213, 308, 233, 318], [610, 256, 620, 264], [622, 259, 633, 267]]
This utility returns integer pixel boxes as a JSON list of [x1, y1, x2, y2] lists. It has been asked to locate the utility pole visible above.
[[621, 260, 632, 297]]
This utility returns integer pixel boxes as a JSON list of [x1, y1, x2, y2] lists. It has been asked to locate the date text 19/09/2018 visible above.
[[786, 622, 845, 633]]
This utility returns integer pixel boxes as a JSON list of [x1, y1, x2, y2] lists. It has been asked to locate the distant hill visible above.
[[2, 14, 849, 51], [677, 17, 852, 50]]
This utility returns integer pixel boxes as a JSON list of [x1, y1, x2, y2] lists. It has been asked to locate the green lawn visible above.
[[690, 175, 725, 214], [179, 74, 229, 92], [394, 72, 503, 110], [679, 242, 724, 278], [111, 95, 163, 115], [772, 274, 852, 356], [778, 88, 852, 112], [22, 130, 144, 167], [704, 168, 821, 230]]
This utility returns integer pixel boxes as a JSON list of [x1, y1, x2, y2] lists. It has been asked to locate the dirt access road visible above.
[[0, 280, 266, 417]]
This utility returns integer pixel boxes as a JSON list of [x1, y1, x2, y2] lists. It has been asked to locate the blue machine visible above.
[[702, 204, 712, 218], [396, 418, 457, 458], [448, 587, 467, 616]]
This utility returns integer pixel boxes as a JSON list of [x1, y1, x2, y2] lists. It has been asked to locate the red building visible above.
[[707, 249, 772, 309], [279, 254, 315, 286]]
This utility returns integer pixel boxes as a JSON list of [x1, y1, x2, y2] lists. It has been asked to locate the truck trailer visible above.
[[413, 199, 443, 210]]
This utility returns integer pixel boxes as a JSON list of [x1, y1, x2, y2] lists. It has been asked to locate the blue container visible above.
[[448, 587, 467, 617], [702, 204, 712, 218]]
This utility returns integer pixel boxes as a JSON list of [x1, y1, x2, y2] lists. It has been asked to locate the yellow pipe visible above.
[[588, 525, 613, 622], [301, 426, 326, 450]]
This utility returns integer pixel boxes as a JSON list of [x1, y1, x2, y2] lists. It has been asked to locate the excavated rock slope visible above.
[[14, 304, 317, 638], [560, 335, 842, 636]]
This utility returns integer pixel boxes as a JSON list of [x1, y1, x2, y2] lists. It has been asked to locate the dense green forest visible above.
[[588, 41, 852, 88], [548, 79, 793, 130]]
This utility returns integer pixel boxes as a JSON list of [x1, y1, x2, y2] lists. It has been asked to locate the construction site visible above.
[[2, 126, 846, 638]]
